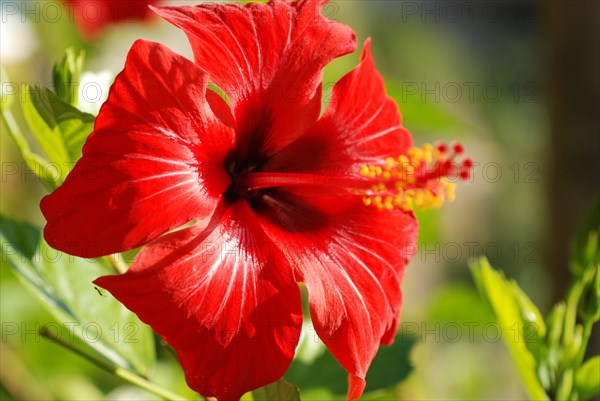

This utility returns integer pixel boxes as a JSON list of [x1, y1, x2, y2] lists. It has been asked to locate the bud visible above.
[[578, 267, 600, 322], [52, 48, 85, 105], [562, 325, 583, 369], [546, 302, 565, 348], [569, 197, 599, 277], [513, 282, 547, 336], [582, 230, 599, 271], [511, 281, 546, 357]]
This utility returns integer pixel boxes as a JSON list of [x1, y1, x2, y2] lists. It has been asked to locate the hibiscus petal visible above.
[[41, 40, 234, 257], [265, 39, 412, 182], [151, 0, 356, 164], [65, 0, 157, 39], [95, 201, 303, 401], [255, 193, 418, 400], [206, 89, 234, 128]]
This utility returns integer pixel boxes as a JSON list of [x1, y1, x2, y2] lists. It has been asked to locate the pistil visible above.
[[234, 172, 369, 192], [231, 142, 470, 211]]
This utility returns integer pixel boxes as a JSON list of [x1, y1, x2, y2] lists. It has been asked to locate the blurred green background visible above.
[[1, 0, 598, 400]]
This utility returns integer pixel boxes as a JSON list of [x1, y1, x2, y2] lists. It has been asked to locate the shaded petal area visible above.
[[95, 201, 303, 401], [41, 40, 234, 257], [152, 0, 356, 164], [265, 40, 412, 187], [255, 193, 418, 400]]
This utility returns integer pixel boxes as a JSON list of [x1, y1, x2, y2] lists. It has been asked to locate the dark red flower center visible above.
[[223, 151, 258, 203]]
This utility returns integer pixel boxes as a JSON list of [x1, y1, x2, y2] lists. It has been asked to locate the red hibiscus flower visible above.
[[65, 0, 158, 39], [41, 1, 470, 399]]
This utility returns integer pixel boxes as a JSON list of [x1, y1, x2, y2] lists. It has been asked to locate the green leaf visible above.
[[2, 108, 60, 191], [53, 48, 85, 105], [575, 356, 600, 400], [469, 257, 549, 400], [21, 85, 94, 181], [252, 379, 300, 401], [0, 215, 156, 375]]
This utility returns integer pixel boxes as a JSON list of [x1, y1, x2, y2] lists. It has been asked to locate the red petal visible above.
[[65, 0, 157, 39], [255, 193, 417, 400], [151, 1, 356, 162], [265, 40, 412, 186], [206, 89, 234, 129], [95, 201, 303, 401], [41, 40, 234, 257]]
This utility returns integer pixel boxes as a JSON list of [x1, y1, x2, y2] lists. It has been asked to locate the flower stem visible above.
[[39, 326, 190, 401], [574, 318, 594, 367], [562, 280, 584, 345]]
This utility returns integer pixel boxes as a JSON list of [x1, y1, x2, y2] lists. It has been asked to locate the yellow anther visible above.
[[407, 147, 422, 159], [398, 155, 409, 165], [357, 143, 464, 212], [423, 145, 433, 164]]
